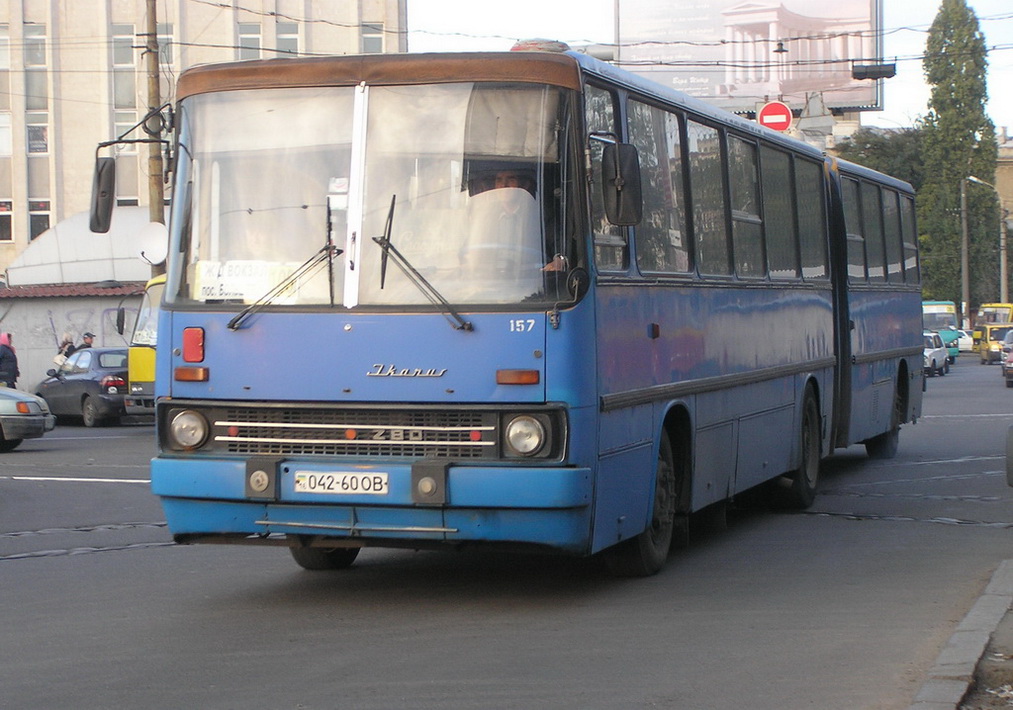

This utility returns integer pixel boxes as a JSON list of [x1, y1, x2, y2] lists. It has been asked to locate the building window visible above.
[[158, 23, 174, 65], [238, 23, 261, 60], [0, 201, 11, 242], [26, 114, 47, 153], [276, 22, 298, 56], [0, 25, 9, 70], [114, 110, 137, 151], [25, 68, 47, 110], [24, 24, 46, 66], [113, 68, 136, 109], [362, 23, 383, 53], [112, 23, 134, 66], [0, 114, 10, 156], [29, 200, 49, 240]]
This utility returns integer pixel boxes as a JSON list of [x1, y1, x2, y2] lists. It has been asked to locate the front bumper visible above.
[[152, 457, 594, 553], [0, 412, 55, 440], [124, 396, 155, 416]]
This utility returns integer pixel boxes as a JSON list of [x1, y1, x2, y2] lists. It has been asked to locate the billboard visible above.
[[616, 0, 883, 113]]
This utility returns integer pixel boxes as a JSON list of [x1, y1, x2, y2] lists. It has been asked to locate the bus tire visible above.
[[604, 431, 677, 577], [289, 546, 360, 571], [774, 389, 820, 509]]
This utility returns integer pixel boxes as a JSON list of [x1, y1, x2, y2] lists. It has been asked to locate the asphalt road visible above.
[[1, 356, 1011, 709]]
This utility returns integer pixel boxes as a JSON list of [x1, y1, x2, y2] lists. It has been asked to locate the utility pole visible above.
[[1002, 211, 1009, 303], [961, 178, 970, 328], [145, 0, 165, 276]]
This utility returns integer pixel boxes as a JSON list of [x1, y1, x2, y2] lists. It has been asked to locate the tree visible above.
[[919, 0, 998, 313], [834, 126, 925, 192]]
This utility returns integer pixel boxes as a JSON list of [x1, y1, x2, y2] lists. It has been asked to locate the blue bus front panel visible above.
[[153, 305, 603, 555]]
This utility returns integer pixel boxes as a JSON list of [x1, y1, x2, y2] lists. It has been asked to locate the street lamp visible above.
[[966, 175, 1009, 303]]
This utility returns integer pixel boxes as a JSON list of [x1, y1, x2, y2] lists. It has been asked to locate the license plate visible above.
[[293, 471, 389, 495]]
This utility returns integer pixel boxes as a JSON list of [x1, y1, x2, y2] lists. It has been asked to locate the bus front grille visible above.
[[212, 407, 498, 459]]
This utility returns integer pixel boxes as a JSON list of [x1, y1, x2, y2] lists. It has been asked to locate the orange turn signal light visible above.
[[174, 366, 209, 382], [496, 369, 540, 385]]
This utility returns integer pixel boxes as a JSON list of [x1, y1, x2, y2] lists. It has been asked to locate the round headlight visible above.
[[170, 409, 209, 449], [505, 415, 545, 456]]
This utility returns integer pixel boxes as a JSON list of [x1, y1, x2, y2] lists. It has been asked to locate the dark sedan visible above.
[[36, 348, 128, 427]]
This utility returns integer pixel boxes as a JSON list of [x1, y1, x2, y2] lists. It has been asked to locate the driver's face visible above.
[[495, 173, 524, 189]]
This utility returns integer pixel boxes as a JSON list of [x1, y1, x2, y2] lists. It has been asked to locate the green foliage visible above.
[[919, 0, 998, 311], [834, 127, 924, 191]]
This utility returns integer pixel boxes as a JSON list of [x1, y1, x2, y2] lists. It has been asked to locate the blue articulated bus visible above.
[[99, 47, 922, 576]]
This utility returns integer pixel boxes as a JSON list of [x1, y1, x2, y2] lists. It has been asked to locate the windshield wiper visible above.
[[226, 244, 342, 330], [373, 195, 473, 332]]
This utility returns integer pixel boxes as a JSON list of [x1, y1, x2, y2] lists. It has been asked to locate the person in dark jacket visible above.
[[77, 331, 95, 349], [0, 332, 19, 388]]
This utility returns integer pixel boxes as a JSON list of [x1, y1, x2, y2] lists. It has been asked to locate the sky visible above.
[[406, 0, 1013, 133]]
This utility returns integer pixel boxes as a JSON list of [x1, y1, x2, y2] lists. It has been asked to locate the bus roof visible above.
[[833, 156, 915, 195], [176, 51, 584, 100], [175, 49, 907, 184]]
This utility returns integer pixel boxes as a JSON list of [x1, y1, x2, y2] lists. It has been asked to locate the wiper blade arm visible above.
[[372, 234, 473, 332], [378, 194, 395, 289], [227, 244, 342, 330]]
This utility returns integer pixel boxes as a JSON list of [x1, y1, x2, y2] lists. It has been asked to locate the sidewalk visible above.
[[908, 559, 1013, 709]]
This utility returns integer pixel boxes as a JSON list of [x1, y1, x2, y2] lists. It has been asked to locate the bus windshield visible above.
[[171, 82, 575, 309], [131, 278, 163, 347]]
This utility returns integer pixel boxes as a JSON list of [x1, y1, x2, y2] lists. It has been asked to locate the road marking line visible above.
[[4, 476, 150, 484]]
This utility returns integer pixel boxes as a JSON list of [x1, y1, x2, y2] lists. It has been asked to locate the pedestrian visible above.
[[78, 331, 95, 350], [54, 332, 75, 365], [0, 332, 19, 388]]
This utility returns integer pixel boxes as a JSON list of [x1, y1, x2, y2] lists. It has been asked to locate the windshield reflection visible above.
[[170, 82, 576, 309]]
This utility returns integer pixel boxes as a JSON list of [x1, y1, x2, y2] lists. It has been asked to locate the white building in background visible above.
[[0, 0, 408, 276]]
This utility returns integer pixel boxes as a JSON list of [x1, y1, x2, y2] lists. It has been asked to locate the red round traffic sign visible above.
[[757, 101, 793, 132]]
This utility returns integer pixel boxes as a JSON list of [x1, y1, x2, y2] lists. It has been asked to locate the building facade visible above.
[[0, 0, 407, 274]]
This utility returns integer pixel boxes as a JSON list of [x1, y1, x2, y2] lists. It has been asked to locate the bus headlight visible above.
[[169, 409, 209, 449], [504, 415, 546, 456]]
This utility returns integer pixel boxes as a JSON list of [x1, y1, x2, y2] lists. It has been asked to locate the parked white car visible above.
[[0, 388, 55, 451], [923, 331, 948, 377], [957, 329, 974, 352]]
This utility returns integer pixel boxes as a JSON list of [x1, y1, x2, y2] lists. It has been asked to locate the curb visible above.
[[908, 559, 1013, 709]]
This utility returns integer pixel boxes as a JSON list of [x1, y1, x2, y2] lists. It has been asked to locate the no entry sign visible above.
[[757, 101, 793, 132]]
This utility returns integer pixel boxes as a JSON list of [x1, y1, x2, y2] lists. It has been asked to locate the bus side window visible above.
[[796, 159, 828, 280], [627, 98, 689, 274], [842, 177, 866, 282], [761, 146, 797, 279], [688, 120, 730, 276], [882, 188, 904, 282], [900, 195, 920, 282], [861, 181, 886, 282], [727, 135, 764, 278], [585, 84, 628, 271]]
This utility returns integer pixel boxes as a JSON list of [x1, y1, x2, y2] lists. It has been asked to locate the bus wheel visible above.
[[774, 391, 820, 509], [289, 546, 360, 571], [604, 432, 676, 577]]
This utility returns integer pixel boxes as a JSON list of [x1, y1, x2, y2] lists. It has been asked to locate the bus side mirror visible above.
[[601, 143, 642, 226], [115, 306, 126, 336], [89, 156, 116, 233]]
